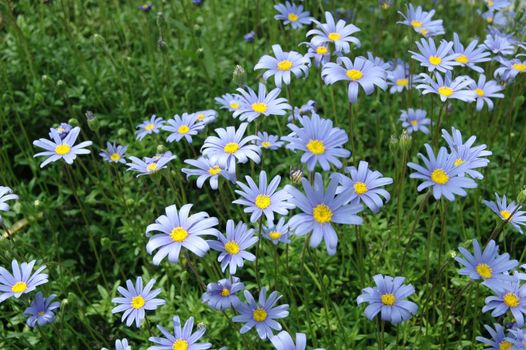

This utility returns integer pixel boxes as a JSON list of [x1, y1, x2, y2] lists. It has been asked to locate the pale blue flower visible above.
[[263, 218, 292, 245], [126, 152, 176, 177], [100, 142, 127, 164], [476, 323, 512, 350], [234, 83, 291, 122], [274, 2, 312, 29], [410, 38, 459, 73], [148, 316, 211, 350], [256, 132, 283, 150], [163, 113, 204, 143], [484, 34, 515, 56], [416, 72, 476, 102], [0, 186, 18, 223], [23, 292, 60, 328], [255, 45, 310, 88], [400, 109, 431, 134], [194, 110, 218, 125], [450, 33, 491, 73], [136, 115, 164, 140], [182, 157, 235, 190], [102, 338, 131, 350], [33, 127, 93, 168], [484, 193, 526, 234], [0, 260, 48, 303], [494, 58, 526, 80], [303, 42, 331, 68], [307, 11, 360, 54], [469, 74, 505, 111], [215, 93, 243, 112], [202, 277, 244, 311], [483, 277, 526, 327]]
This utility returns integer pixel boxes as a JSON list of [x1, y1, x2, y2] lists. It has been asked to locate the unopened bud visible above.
[[517, 187, 526, 204], [399, 130, 412, 150], [232, 65, 247, 86]]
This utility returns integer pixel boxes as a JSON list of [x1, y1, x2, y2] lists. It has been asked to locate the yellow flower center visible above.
[[486, 0, 494, 6], [381, 293, 396, 306], [178, 125, 190, 134], [11, 281, 27, 293], [396, 79, 409, 86], [428, 55, 442, 66], [512, 63, 526, 72], [255, 194, 271, 209], [499, 341, 513, 350], [131, 295, 145, 309], [382, 3, 390, 10], [57, 127, 65, 133], [172, 339, 189, 350], [503, 292, 520, 308], [208, 165, 221, 175], [197, 113, 205, 121], [269, 231, 282, 240], [146, 162, 158, 173], [170, 227, 188, 242], [454, 158, 464, 167], [38, 311, 45, 316], [224, 142, 239, 154], [55, 144, 71, 155], [316, 46, 328, 55], [346, 69, 363, 81], [411, 20, 423, 28], [225, 241, 240, 255], [261, 141, 272, 148], [252, 102, 268, 113], [455, 54, 469, 64], [253, 308, 268, 322], [486, 17, 493, 24], [431, 169, 449, 185], [353, 182, 368, 195], [328, 32, 341, 41], [306, 139, 325, 155], [476, 263, 493, 279], [110, 153, 121, 161], [475, 88, 485, 97], [220, 288, 231, 297], [500, 210, 512, 220], [410, 120, 418, 126], [287, 13, 299, 22], [145, 123, 155, 131], [312, 204, 333, 224], [277, 60, 293, 71], [420, 28, 429, 36], [438, 86, 454, 97], [229, 101, 240, 109]]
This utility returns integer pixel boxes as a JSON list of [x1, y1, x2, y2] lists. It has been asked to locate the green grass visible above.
[[1, 0, 526, 349]]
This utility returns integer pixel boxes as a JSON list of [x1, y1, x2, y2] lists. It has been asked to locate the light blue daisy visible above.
[[0, 260, 48, 303], [136, 115, 164, 141], [476, 323, 512, 350], [182, 157, 235, 190], [263, 218, 292, 245], [256, 132, 283, 150], [23, 292, 60, 328], [484, 33, 515, 56], [163, 113, 204, 143], [303, 42, 331, 68], [416, 72, 476, 102], [215, 93, 243, 112], [399, 109, 431, 134], [126, 152, 176, 177], [0, 186, 18, 223], [33, 127, 93, 168], [100, 142, 127, 164], [148, 316, 211, 350], [307, 11, 361, 54], [202, 277, 244, 311], [102, 338, 131, 350], [255, 45, 310, 88], [450, 33, 491, 73], [483, 193, 526, 234], [483, 277, 526, 327], [410, 38, 459, 73], [469, 74, 505, 111], [233, 83, 291, 122], [274, 2, 312, 29]]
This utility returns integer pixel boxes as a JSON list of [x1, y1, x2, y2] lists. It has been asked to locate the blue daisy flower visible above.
[[285, 173, 363, 256], [287, 100, 317, 122], [410, 38, 459, 73], [215, 93, 243, 112], [283, 114, 350, 171], [23, 292, 60, 328], [263, 217, 292, 245], [256, 132, 283, 150], [399, 108, 431, 134], [485, 0, 512, 10], [271, 331, 319, 350], [136, 115, 164, 141], [483, 277, 526, 327], [483, 193, 526, 234], [255, 45, 310, 88], [100, 142, 127, 164], [233, 288, 289, 340], [146, 204, 220, 265], [48, 122, 72, 139], [450, 33, 491, 73], [379, 0, 393, 10], [209, 220, 258, 275], [102, 338, 131, 350], [307, 11, 361, 54], [397, 4, 443, 36], [33, 127, 93, 168], [334, 160, 393, 213], [233, 171, 294, 223], [274, 2, 313, 29], [469, 74, 505, 111], [484, 34, 515, 56], [476, 323, 512, 350], [322, 56, 387, 103], [387, 61, 412, 93], [0, 186, 18, 222], [194, 110, 218, 125], [416, 20, 445, 38], [234, 83, 291, 122], [367, 52, 391, 71], [455, 239, 518, 288], [495, 58, 526, 81], [126, 152, 176, 177], [407, 144, 478, 201], [0, 260, 48, 303], [148, 316, 211, 350], [416, 72, 476, 102], [506, 328, 526, 350], [202, 277, 244, 311], [138, 3, 152, 12], [244, 31, 256, 43], [201, 123, 261, 169], [163, 113, 204, 143], [303, 42, 331, 68], [357, 274, 418, 324], [182, 157, 235, 190], [111, 277, 165, 328]]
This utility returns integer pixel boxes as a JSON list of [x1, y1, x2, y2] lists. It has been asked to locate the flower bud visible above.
[[232, 65, 247, 86]]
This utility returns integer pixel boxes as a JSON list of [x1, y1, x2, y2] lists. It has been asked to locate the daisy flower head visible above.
[[136, 115, 164, 141], [274, 2, 312, 29], [244, 31, 256, 43], [233, 171, 294, 223], [182, 157, 235, 190], [288, 100, 317, 122], [163, 113, 204, 143], [263, 217, 292, 245], [455, 239, 518, 288], [483, 193, 526, 234], [417, 21, 445, 38], [307, 11, 361, 54], [303, 42, 331, 68], [215, 93, 243, 112], [387, 61, 412, 93], [256, 132, 283, 150], [397, 4, 443, 37], [476, 323, 512, 350], [271, 332, 316, 350], [407, 144, 477, 201], [494, 58, 526, 81], [102, 338, 131, 350], [450, 33, 491, 73], [138, 3, 152, 12], [33, 126, 92, 168], [416, 72, 476, 102], [285, 173, 363, 256], [233, 288, 289, 340], [485, 0, 511, 10], [111, 277, 165, 328], [357, 274, 418, 324], [469, 74, 505, 111], [410, 38, 459, 73], [146, 204, 220, 264], [194, 109, 218, 125], [335, 161, 393, 213], [148, 316, 211, 350], [0, 186, 18, 222], [126, 151, 176, 177], [367, 52, 391, 71], [254, 45, 310, 88], [484, 33, 515, 56], [100, 142, 127, 164], [399, 109, 431, 134], [506, 328, 526, 350], [201, 123, 261, 169], [209, 220, 258, 275], [283, 113, 350, 171], [202, 277, 244, 311], [483, 277, 526, 327], [322, 56, 387, 103], [48, 122, 72, 139], [23, 292, 60, 328], [234, 83, 291, 122], [0, 260, 48, 303]]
